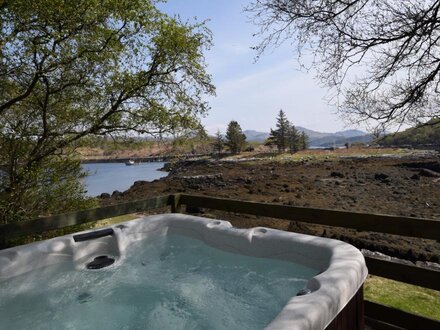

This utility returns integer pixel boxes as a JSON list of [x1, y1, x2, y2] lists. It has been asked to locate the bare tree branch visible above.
[[248, 0, 440, 130]]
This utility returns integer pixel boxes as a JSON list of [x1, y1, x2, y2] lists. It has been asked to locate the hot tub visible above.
[[0, 214, 367, 329]]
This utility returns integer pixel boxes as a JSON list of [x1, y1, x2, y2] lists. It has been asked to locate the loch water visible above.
[[82, 162, 167, 196]]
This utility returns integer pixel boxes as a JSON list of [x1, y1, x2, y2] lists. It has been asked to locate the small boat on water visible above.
[[125, 160, 139, 166]]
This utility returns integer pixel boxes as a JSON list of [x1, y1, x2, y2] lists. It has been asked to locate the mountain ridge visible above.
[[243, 128, 372, 147]]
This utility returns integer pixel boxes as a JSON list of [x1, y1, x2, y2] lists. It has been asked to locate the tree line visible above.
[[266, 110, 308, 153], [380, 118, 440, 147], [212, 121, 247, 155], [213, 111, 308, 155]]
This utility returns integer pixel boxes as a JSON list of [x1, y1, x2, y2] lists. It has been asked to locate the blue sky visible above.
[[159, 0, 359, 134]]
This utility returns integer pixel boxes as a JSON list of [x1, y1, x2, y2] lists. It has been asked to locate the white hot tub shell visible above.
[[0, 214, 368, 329]]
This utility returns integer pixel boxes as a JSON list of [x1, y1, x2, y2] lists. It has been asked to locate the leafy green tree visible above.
[[225, 121, 246, 154], [170, 125, 208, 155], [0, 153, 97, 224], [0, 0, 214, 222], [268, 110, 290, 152]]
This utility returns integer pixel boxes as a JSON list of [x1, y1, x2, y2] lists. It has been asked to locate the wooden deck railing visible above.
[[0, 193, 439, 329]]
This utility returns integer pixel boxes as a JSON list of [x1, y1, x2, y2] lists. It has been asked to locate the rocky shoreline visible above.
[[100, 152, 440, 264]]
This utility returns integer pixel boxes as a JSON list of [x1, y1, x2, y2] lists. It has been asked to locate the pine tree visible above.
[[225, 121, 246, 154], [299, 131, 309, 150], [287, 124, 300, 153], [212, 130, 224, 156], [268, 109, 290, 152]]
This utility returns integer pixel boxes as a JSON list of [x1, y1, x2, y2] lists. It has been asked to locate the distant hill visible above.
[[243, 128, 371, 147], [380, 118, 440, 147], [242, 130, 270, 143], [334, 129, 366, 138], [296, 127, 334, 140], [318, 134, 374, 148]]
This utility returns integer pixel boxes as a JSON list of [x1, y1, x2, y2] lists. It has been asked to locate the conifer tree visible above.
[[212, 130, 224, 156], [287, 124, 300, 153], [225, 121, 246, 154], [299, 132, 309, 151], [267, 110, 310, 153], [268, 110, 290, 152]]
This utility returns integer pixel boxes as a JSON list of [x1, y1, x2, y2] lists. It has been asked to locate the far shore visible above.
[[81, 156, 168, 164], [80, 154, 209, 164]]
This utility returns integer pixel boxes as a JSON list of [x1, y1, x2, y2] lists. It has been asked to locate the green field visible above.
[[364, 275, 440, 321]]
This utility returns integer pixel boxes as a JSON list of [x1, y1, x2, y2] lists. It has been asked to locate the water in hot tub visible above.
[[0, 234, 317, 329]]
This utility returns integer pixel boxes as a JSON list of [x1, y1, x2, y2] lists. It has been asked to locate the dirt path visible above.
[[100, 153, 440, 263]]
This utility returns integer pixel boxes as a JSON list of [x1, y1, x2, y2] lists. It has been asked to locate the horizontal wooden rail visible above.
[[365, 300, 440, 329], [0, 195, 173, 244], [179, 194, 440, 240], [365, 257, 440, 291], [364, 317, 402, 330]]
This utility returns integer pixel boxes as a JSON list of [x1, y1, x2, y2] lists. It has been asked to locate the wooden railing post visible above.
[[170, 194, 182, 213], [0, 235, 5, 250]]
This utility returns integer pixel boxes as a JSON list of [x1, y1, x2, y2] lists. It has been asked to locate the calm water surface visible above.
[[82, 162, 167, 196]]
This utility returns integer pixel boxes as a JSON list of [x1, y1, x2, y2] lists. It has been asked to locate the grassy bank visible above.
[[364, 275, 440, 321]]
